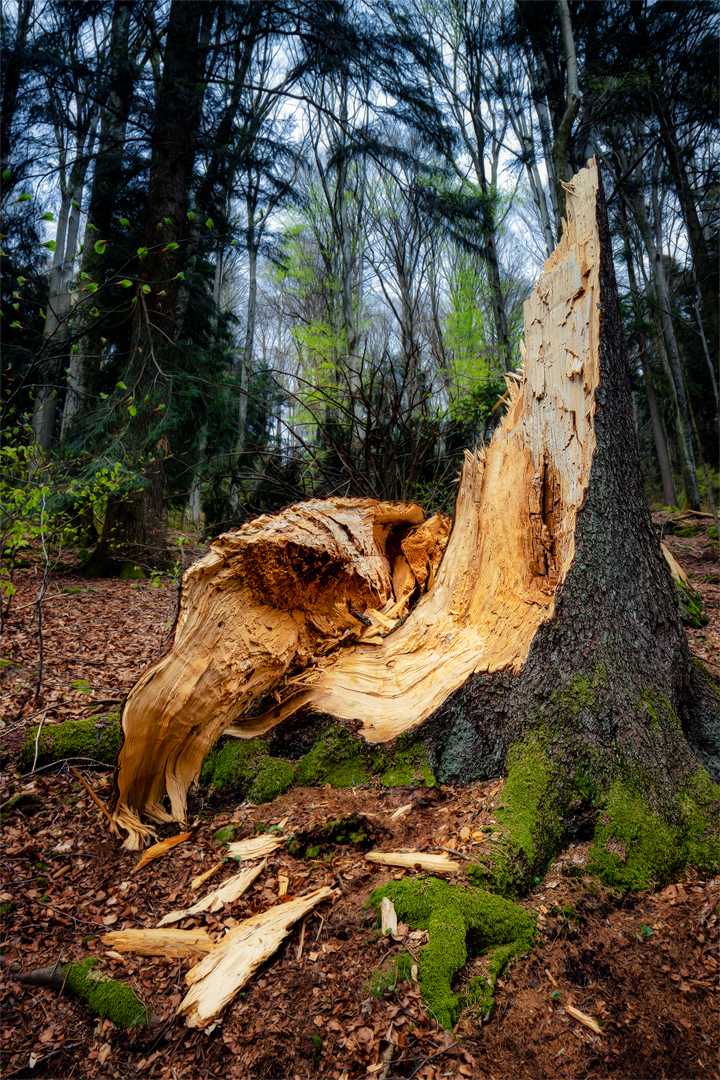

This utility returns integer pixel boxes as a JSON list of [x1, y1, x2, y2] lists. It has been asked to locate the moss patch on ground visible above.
[[63, 958, 149, 1027], [369, 877, 535, 1029], [369, 953, 414, 997], [18, 713, 121, 773]]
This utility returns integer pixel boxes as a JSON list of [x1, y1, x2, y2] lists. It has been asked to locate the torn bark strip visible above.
[[177, 886, 334, 1028]]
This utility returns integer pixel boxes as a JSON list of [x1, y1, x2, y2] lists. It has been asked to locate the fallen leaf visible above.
[[545, 969, 558, 989], [460, 826, 471, 841]]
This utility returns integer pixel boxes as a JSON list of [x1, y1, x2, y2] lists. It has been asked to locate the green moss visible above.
[[63, 958, 149, 1027], [674, 579, 708, 627], [249, 757, 295, 803], [374, 740, 436, 788], [369, 953, 414, 997], [587, 772, 720, 891], [709, 526, 718, 541], [214, 824, 238, 844], [369, 877, 535, 1029], [19, 714, 121, 772], [486, 731, 567, 897], [674, 524, 699, 538], [119, 562, 147, 580], [295, 725, 370, 788], [200, 739, 295, 804]]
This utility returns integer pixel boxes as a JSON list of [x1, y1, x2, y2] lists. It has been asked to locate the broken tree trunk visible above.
[[113, 160, 719, 893]]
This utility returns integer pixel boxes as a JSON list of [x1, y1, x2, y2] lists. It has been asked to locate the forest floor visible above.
[[0, 521, 718, 1080]]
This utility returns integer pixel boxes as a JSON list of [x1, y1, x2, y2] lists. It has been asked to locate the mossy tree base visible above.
[[199, 723, 435, 804]]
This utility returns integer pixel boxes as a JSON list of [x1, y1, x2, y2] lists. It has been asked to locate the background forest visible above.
[[1, 0, 718, 581]]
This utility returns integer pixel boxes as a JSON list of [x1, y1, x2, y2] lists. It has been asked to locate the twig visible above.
[[334, 870, 347, 896], [436, 845, 473, 861], [69, 765, 120, 836], [21, 757, 115, 777], [33, 493, 51, 703], [296, 917, 306, 961], [31, 708, 50, 773]]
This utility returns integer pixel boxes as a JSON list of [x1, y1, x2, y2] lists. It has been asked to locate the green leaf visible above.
[[187, 211, 195, 222], [38, 309, 46, 319], [87, 223, 99, 231], [94, 240, 107, 254], [40, 212, 54, 221], [10, 321, 22, 329], [42, 240, 56, 252], [119, 217, 130, 227], [164, 217, 172, 225], [137, 247, 148, 259], [86, 282, 98, 292], [72, 345, 78, 353], [118, 279, 133, 288], [128, 405, 137, 416], [641, 925, 653, 936], [163, 242, 179, 251], [71, 199, 81, 209], [174, 271, 185, 281], [116, 381, 128, 390], [16, 193, 32, 202], [17, 276, 28, 284], [551, 991, 561, 1001], [142, 284, 151, 294], [2, 170, 10, 180], [81, 271, 91, 280], [157, 290, 166, 296], [130, 296, 137, 305], [90, 307, 99, 316], [155, 403, 166, 410], [205, 218, 214, 230]]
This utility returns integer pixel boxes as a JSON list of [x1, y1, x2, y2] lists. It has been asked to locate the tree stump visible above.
[[112, 161, 719, 895]]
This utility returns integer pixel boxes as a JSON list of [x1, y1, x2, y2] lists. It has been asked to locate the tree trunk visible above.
[[62, 0, 134, 438], [112, 160, 720, 915]]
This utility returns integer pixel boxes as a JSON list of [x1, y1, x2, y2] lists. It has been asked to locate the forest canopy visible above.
[[1, 0, 718, 577]]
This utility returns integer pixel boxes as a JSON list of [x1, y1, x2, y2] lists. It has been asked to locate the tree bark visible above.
[[552, 0, 581, 236], [112, 162, 720, 904]]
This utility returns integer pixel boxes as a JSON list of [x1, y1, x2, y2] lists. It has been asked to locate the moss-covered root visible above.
[[199, 739, 294, 803], [18, 714, 122, 773], [370, 878, 535, 1029], [18, 958, 153, 1028], [587, 773, 720, 891]]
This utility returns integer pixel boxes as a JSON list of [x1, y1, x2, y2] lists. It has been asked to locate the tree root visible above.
[[15, 959, 157, 1028]]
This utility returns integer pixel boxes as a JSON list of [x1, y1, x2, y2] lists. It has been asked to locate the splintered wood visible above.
[[113, 161, 605, 847], [365, 851, 461, 874], [177, 887, 333, 1028], [132, 832, 191, 872], [113, 499, 444, 847], [101, 928, 213, 957], [225, 836, 285, 861], [157, 860, 266, 926]]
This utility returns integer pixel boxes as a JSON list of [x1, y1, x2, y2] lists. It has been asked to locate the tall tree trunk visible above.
[[91, 0, 208, 573], [0, 0, 33, 177], [552, 0, 581, 235], [113, 158, 720, 915], [621, 213, 678, 507], [32, 113, 99, 456], [63, 0, 134, 438]]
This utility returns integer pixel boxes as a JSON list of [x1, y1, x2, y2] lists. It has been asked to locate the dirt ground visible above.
[[0, 520, 718, 1080]]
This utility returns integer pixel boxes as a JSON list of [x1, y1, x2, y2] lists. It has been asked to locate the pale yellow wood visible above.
[[101, 928, 213, 957], [113, 499, 433, 848], [225, 836, 285, 861], [661, 542, 689, 587], [157, 860, 267, 927], [365, 851, 461, 873], [191, 862, 223, 891], [177, 887, 333, 1027]]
